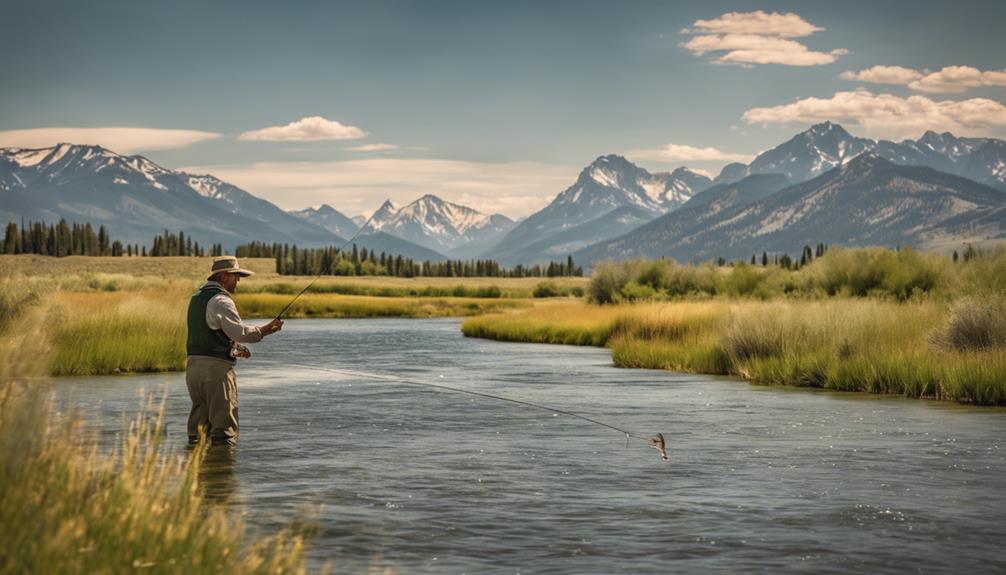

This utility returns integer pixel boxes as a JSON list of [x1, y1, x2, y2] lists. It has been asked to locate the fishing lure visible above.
[[650, 433, 668, 460]]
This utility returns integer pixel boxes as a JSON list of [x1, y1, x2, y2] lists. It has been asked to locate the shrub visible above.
[[587, 261, 631, 304], [533, 281, 560, 298], [932, 295, 1006, 351], [620, 281, 658, 301], [802, 247, 948, 300]]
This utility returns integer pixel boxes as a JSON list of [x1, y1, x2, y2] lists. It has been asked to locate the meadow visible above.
[[0, 255, 569, 375], [463, 247, 1006, 405]]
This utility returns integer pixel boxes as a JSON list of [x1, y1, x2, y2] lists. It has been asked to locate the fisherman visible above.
[[185, 255, 283, 446]]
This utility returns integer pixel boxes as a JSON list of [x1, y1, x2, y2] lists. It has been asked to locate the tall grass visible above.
[[0, 297, 311, 573], [586, 246, 1005, 303], [49, 290, 189, 375], [461, 301, 616, 345], [0, 267, 539, 376], [463, 299, 1006, 405]]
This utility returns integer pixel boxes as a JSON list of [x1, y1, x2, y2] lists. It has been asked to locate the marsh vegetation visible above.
[[464, 247, 1006, 405], [0, 290, 310, 574], [0, 256, 582, 375]]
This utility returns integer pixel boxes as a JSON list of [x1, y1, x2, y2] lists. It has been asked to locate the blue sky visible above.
[[2, 1, 1005, 216]]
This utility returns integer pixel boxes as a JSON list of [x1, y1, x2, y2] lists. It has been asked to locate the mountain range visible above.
[[487, 155, 712, 265], [711, 121, 1006, 190], [2, 121, 1005, 268], [574, 153, 1006, 264], [0, 143, 447, 260]]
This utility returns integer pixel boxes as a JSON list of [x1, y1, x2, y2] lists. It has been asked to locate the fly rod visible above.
[[273, 210, 383, 321], [289, 362, 669, 460]]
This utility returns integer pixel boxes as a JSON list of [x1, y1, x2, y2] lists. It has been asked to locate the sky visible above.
[[2, 0, 1005, 218]]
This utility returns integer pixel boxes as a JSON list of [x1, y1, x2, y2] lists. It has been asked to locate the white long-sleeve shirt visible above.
[[202, 281, 264, 344]]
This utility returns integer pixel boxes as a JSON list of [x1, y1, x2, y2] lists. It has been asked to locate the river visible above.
[[54, 318, 1006, 573]]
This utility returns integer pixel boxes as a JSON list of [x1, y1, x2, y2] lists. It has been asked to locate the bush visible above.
[[533, 281, 560, 298], [620, 281, 658, 301], [932, 295, 1006, 351], [587, 261, 631, 304], [802, 247, 948, 300]]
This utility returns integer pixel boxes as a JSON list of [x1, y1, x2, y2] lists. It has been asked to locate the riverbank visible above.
[[0, 303, 310, 573], [0, 255, 569, 375], [461, 299, 1006, 405]]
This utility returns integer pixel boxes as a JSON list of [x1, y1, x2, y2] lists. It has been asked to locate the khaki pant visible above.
[[185, 356, 239, 445]]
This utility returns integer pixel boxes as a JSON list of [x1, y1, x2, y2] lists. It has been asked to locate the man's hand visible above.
[[232, 343, 252, 359], [261, 318, 284, 336]]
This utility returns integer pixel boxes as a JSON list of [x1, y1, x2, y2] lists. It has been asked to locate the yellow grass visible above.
[[463, 299, 1006, 405], [0, 298, 311, 574], [0, 256, 547, 376]]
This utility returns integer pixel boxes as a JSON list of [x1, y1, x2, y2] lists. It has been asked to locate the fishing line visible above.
[[273, 209, 384, 321], [287, 362, 669, 460]]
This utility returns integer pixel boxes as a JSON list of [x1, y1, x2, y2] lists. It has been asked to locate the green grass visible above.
[[0, 304, 311, 573], [463, 299, 1006, 405], [0, 391, 310, 574], [0, 267, 539, 376]]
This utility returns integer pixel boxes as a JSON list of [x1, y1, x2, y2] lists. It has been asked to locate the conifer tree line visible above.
[[725, 243, 832, 270], [2, 219, 126, 256], [234, 241, 584, 278], [147, 230, 225, 257]]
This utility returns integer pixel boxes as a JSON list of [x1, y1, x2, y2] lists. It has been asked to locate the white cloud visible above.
[[0, 127, 220, 153], [343, 143, 398, 152], [686, 10, 823, 37], [179, 158, 577, 218], [630, 143, 753, 163], [742, 89, 1006, 139], [841, 65, 1006, 94], [909, 66, 1006, 93], [238, 116, 366, 141], [839, 65, 923, 85], [680, 11, 844, 66]]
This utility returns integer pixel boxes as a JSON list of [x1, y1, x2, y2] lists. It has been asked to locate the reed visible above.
[[463, 298, 1006, 405], [48, 289, 189, 375], [461, 301, 618, 346], [0, 391, 309, 574], [0, 300, 311, 573]]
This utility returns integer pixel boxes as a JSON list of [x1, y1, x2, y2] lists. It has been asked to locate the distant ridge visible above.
[[576, 153, 1006, 265]]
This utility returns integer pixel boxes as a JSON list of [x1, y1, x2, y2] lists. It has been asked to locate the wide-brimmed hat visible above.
[[208, 256, 255, 280]]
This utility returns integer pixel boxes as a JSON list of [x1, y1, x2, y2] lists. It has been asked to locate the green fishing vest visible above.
[[186, 284, 233, 361]]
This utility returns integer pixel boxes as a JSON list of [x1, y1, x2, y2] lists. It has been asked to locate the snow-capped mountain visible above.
[[0, 144, 453, 255], [713, 122, 1006, 190], [576, 154, 1006, 265], [715, 122, 874, 184], [485, 154, 711, 265], [290, 204, 360, 239], [362, 200, 401, 232], [370, 194, 515, 254]]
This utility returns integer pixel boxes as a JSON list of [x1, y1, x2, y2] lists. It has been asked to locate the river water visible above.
[[55, 319, 1006, 573]]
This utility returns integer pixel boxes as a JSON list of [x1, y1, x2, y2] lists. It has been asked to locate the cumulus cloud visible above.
[[909, 66, 1006, 93], [0, 127, 220, 153], [239, 116, 366, 141], [839, 65, 923, 85], [742, 89, 1006, 139], [841, 65, 1006, 93], [685, 10, 823, 37], [680, 11, 845, 66], [630, 143, 753, 163], [178, 158, 577, 218], [343, 143, 398, 152]]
